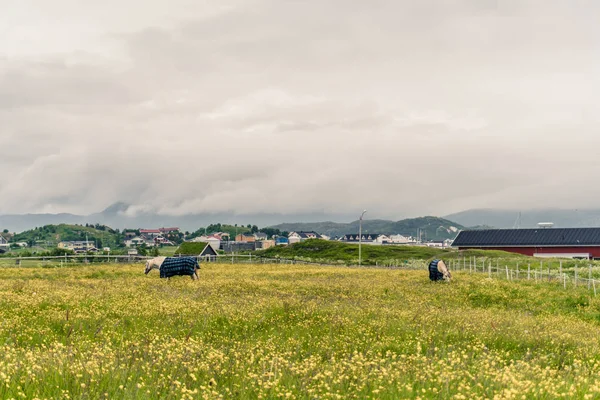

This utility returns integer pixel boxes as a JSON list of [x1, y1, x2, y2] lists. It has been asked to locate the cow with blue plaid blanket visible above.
[[144, 256, 200, 280]]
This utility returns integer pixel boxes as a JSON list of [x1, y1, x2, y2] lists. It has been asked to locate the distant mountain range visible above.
[[271, 216, 463, 240], [0, 203, 462, 240], [444, 209, 600, 229], [3, 203, 599, 236], [0, 203, 358, 233]]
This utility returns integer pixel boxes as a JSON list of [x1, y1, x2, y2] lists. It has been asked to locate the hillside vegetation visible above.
[[186, 223, 251, 240], [2, 263, 600, 398], [258, 239, 456, 265], [11, 224, 123, 248], [270, 216, 463, 240], [174, 242, 212, 255]]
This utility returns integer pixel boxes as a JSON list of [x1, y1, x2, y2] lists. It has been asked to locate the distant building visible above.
[[275, 237, 289, 246], [288, 231, 322, 244], [58, 241, 97, 254], [254, 232, 268, 240], [338, 234, 389, 244], [256, 240, 275, 250], [0, 236, 9, 253], [452, 228, 600, 259], [235, 233, 256, 243], [388, 234, 413, 244], [196, 243, 218, 261], [123, 231, 137, 239], [189, 235, 221, 252], [139, 229, 162, 238], [221, 242, 257, 253], [159, 227, 180, 234], [126, 233, 173, 248]]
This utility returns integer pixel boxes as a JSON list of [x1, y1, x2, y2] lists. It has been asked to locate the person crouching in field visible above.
[[428, 259, 452, 282]]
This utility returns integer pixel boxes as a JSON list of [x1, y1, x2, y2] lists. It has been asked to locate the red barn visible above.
[[452, 228, 600, 259]]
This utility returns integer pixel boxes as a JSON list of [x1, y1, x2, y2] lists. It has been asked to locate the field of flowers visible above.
[[2, 262, 600, 399]]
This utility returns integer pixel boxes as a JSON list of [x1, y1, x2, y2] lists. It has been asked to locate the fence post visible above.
[[594, 280, 597, 297], [589, 264, 592, 290], [528, 264, 531, 280], [505, 265, 509, 280], [575, 266, 578, 287], [559, 261, 562, 276], [488, 262, 491, 278], [564, 273, 567, 289]]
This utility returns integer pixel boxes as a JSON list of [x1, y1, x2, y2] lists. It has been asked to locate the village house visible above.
[[125, 234, 173, 248], [388, 234, 414, 244], [254, 232, 268, 241], [189, 235, 221, 252], [197, 243, 219, 261], [0, 235, 9, 253], [125, 237, 150, 248], [139, 229, 162, 238], [256, 240, 275, 250], [288, 231, 322, 244], [159, 227, 180, 234], [58, 241, 98, 254], [235, 233, 256, 243], [338, 233, 390, 244], [275, 237, 289, 246]]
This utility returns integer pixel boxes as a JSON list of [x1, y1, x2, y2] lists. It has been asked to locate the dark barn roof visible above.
[[452, 228, 600, 247]]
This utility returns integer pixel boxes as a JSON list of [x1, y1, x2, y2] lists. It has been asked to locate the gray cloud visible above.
[[1, 0, 600, 220]]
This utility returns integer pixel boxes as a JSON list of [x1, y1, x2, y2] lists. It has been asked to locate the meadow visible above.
[[1, 262, 600, 399]]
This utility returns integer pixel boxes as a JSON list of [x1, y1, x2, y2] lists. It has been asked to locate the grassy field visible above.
[[2, 263, 600, 399]]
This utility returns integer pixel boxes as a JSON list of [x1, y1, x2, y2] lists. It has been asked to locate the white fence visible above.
[[0, 254, 334, 267], [1, 254, 599, 295]]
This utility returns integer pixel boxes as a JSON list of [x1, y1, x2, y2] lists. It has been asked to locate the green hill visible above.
[[258, 239, 451, 265], [11, 224, 123, 249], [258, 239, 532, 266], [270, 216, 464, 240]]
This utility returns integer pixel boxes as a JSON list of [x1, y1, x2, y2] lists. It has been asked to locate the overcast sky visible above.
[[1, 0, 599, 219]]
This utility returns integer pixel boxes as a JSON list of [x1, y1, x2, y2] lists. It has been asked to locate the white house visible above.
[[339, 233, 386, 244], [388, 234, 414, 244], [126, 234, 173, 248], [190, 235, 221, 252], [125, 236, 150, 248], [288, 231, 322, 244], [58, 241, 97, 253]]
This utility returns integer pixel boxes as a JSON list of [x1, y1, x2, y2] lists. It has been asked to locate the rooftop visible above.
[[452, 228, 600, 247]]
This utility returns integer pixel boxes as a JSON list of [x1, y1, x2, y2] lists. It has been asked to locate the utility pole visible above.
[[359, 210, 367, 267]]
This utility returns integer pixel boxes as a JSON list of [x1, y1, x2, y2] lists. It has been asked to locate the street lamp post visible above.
[[359, 209, 367, 266]]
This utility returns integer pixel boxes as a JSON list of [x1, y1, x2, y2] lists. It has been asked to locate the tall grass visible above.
[[1, 263, 600, 398]]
